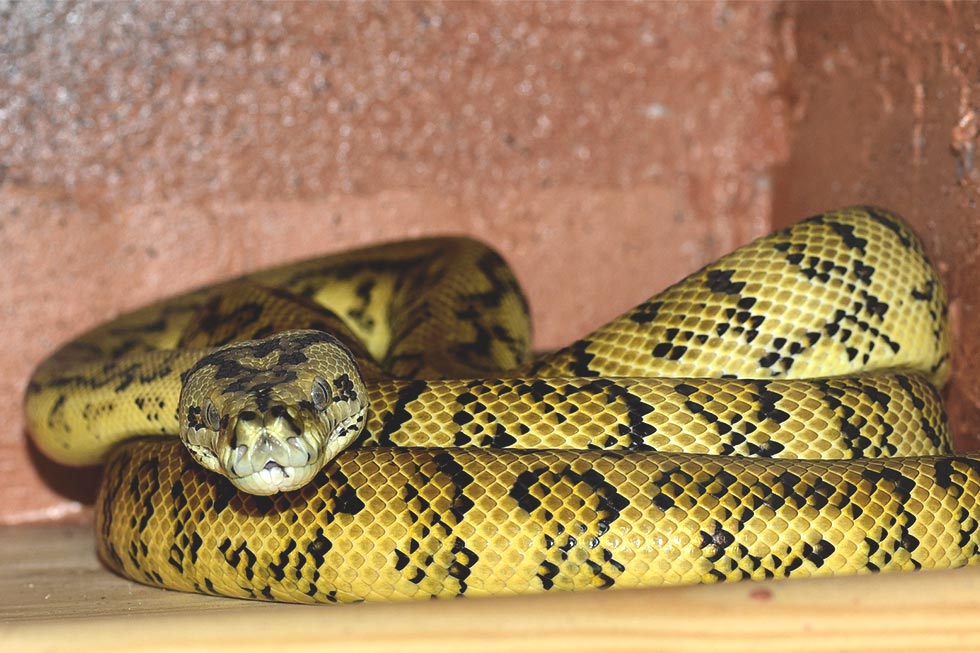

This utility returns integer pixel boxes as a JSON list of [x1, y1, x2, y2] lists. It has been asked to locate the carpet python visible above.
[[25, 206, 980, 603]]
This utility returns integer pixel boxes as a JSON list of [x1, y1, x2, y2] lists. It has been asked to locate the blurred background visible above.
[[2, 1, 979, 524]]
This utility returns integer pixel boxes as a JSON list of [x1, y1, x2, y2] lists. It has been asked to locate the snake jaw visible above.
[[184, 441, 222, 474]]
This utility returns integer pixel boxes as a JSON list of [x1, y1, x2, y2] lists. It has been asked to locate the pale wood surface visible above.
[[2, 523, 980, 652]]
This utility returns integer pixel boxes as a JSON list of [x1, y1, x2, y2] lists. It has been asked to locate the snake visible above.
[[24, 206, 980, 604]]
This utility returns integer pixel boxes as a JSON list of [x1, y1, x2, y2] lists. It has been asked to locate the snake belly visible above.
[[25, 206, 980, 603]]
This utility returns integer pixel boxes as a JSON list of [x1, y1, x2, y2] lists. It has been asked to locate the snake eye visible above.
[[203, 399, 220, 430], [311, 376, 330, 411]]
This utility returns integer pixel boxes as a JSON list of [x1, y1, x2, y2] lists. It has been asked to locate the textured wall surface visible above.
[[772, 1, 980, 450], [1, 1, 788, 523]]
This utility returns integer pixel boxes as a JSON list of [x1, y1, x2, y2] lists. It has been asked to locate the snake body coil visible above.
[[25, 207, 980, 603]]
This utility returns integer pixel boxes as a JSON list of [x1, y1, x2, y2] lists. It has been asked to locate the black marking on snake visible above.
[[276, 348, 311, 367], [652, 342, 687, 360], [806, 477, 841, 511], [536, 561, 561, 590], [446, 315, 505, 376], [674, 383, 698, 397], [564, 339, 599, 377], [372, 379, 428, 445], [395, 451, 479, 591], [394, 550, 410, 571], [190, 296, 265, 346], [911, 279, 935, 301], [649, 463, 697, 512], [557, 535, 578, 556], [210, 477, 239, 515], [192, 332, 345, 390], [652, 491, 674, 511], [132, 457, 162, 542], [598, 381, 656, 448], [700, 521, 735, 562], [242, 493, 278, 517], [630, 301, 664, 324], [185, 404, 203, 431], [187, 532, 204, 566], [306, 528, 333, 569], [705, 269, 746, 295], [331, 482, 365, 516], [861, 464, 922, 558], [271, 405, 304, 438], [935, 457, 980, 492], [861, 291, 890, 319], [331, 374, 358, 403], [48, 393, 66, 428], [167, 475, 192, 574], [195, 358, 264, 385], [109, 359, 176, 393], [862, 206, 913, 248], [432, 452, 476, 523], [796, 254, 849, 283], [758, 352, 781, 371], [509, 463, 627, 589], [244, 385, 280, 413], [448, 536, 479, 593], [476, 248, 530, 315], [754, 385, 790, 425], [451, 410, 473, 426], [218, 538, 259, 581], [516, 378, 560, 404], [251, 336, 295, 359], [773, 469, 808, 510], [802, 540, 836, 568], [488, 423, 517, 447], [826, 221, 868, 253], [168, 540, 186, 575], [818, 379, 875, 457], [754, 294, 898, 374], [852, 260, 876, 284], [345, 278, 378, 333]]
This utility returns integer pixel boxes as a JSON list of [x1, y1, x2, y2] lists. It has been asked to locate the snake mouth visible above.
[[230, 459, 319, 495], [224, 408, 367, 495]]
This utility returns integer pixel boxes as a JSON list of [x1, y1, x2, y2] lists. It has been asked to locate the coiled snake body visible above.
[[25, 207, 980, 603]]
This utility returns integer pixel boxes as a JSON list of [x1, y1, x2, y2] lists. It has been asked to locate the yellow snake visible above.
[[25, 206, 980, 603]]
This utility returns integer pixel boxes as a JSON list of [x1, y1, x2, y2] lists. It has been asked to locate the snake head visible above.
[[178, 330, 369, 495]]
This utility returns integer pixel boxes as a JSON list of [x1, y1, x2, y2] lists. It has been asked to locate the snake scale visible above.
[[25, 206, 980, 603]]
